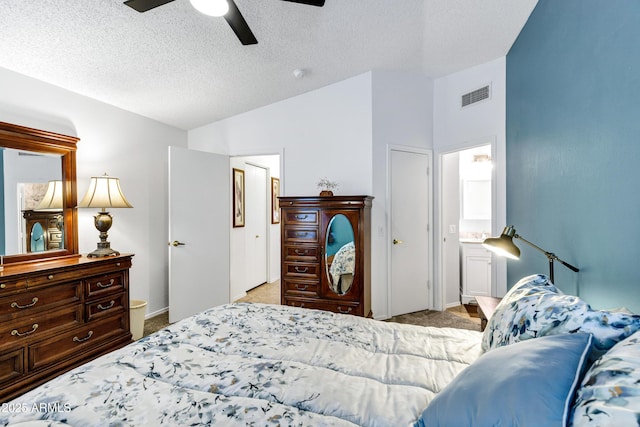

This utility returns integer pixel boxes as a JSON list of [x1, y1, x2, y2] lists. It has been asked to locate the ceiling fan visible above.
[[124, 0, 325, 45]]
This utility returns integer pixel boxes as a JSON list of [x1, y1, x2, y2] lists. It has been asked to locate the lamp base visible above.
[[87, 242, 120, 258], [87, 210, 120, 258]]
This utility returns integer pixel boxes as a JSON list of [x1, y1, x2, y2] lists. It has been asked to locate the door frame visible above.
[[386, 144, 434, 317], [435, 136, 504, 311]]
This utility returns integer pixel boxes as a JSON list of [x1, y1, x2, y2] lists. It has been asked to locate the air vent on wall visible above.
[[461, 85, 490, 108]]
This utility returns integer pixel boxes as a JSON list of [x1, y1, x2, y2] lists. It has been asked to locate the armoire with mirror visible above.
[[279, 195, 373, 317], [0, 121, 133, 402]]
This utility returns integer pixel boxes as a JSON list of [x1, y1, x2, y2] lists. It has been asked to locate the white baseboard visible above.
[[445, 301, 462, 309], [145, 306, 168, 319]]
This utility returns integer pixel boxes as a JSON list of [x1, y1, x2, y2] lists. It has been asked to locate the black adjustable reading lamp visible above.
[[482, 225, 579, 283]]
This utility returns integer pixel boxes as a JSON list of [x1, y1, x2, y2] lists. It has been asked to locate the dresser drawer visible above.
[[283, 297, 361, 316], [85, 272, 126, 299], [283, 262, 320, 279], [283, 210, 318, 225], [29, 313, 127, 372], [0, 283, 81, 319], [0, 304, 83, 347], [282, 278, 319, 296], [26, 269, 86, 289], [283, 244, 319, 262], [0, 279, 27, 294], [86, 292, 125, 322], [0, 348, 24, 386], [283, 227, 319, 243]]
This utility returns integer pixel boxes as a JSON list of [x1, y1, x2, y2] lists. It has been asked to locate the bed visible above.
[[0, 302, 482, 426], [2, 274, 640, 427]]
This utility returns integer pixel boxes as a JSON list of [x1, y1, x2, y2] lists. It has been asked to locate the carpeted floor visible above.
[[387, 309, 480, 331], [143, 281, 481, 337]]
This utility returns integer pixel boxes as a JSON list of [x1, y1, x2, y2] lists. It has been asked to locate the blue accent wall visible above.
[[506, 0, 640, 312]]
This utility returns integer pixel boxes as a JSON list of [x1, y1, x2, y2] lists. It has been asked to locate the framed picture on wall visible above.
[[233, 168, 245, 228], [271, 177, 280, 224]]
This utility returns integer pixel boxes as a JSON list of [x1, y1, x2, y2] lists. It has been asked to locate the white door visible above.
[[390, 148, 431, 316], [168, 146, 230, 323], [244, 163, 268, 290]]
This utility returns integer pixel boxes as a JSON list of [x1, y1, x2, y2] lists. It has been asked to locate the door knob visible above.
[[169, 240, 186, 247], [393, 239, 403, 245]]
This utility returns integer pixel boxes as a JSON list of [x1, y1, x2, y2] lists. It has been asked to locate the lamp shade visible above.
[[190, 0, 229, 16], [482, 225, 520, 260], [78, 175, 133, 210], [35, 180, 64, 211]]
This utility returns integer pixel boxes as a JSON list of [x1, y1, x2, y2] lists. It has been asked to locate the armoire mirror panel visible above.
[[0, 121, 79, 264], [325, 213, 355, 295]]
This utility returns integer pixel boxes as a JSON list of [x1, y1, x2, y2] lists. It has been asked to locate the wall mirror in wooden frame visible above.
[[0, 121, 79, 264]]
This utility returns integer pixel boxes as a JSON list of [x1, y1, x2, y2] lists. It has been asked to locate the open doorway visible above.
[[229, 154, 281, 302], [441, 144, 493, 308]]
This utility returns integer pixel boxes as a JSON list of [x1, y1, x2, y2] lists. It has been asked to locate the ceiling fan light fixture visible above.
[[190, 0, 229, 17]]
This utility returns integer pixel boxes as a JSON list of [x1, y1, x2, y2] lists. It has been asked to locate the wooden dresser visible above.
[[0, 254, 133, 402], [279, 196, 373, 317]]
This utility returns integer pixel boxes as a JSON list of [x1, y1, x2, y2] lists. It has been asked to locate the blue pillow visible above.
[[417, 333, 593, 427]]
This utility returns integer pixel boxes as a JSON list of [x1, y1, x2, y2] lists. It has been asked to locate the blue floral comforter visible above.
[[0, 303, 482, 426]]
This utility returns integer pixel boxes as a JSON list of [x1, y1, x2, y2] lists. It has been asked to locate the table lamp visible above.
[[78, 174, 132, 257]]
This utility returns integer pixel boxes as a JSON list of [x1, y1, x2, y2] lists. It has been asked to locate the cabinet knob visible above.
[[393, 239, 403, 245], [48, 274, 54, 280], [0, 284, 5, 289]]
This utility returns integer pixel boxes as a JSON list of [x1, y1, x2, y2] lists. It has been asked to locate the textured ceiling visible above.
[[0, 0, 537, 130]]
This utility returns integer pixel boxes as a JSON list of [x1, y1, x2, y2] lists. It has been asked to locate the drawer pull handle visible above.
[[296, 284, 308, 291], [294, 249, 309, 255], [0, 284, 6, 289], [73, 331, 94, 343], [337, 307, 353, 314], [11, 297, 39, 309], [116, 262, 121, 267], [295, 214, 308, 220], [97, 279, 115, 288], [294, 232, 308, 238], [11, 324, 38, 337], [48, 275, 54, 280], [290, 302, 305, 308], [294, 266, 309, 273], [97, 300, 115, 310]]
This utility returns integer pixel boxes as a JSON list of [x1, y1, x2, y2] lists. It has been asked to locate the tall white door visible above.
[[168, 146, 230, 323], [244, 163, 268, 290], [390, 148, 431, 316]]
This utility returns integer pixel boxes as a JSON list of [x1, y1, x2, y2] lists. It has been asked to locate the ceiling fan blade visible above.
[[123, 0, 175, 12], [224, 0, 258, 45], [280, 0, 325, 6]]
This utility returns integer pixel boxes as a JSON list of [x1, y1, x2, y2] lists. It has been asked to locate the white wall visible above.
[[433, 57, 508, 300], [371, 69, 434, 318], [0, 66, 187, 317], [190, 73, 374, 196]]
